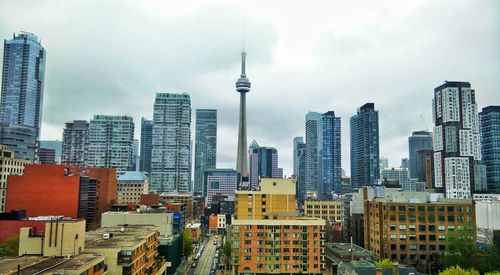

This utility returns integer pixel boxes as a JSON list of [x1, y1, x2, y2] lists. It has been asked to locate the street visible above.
[[188, 236, 217, 275]]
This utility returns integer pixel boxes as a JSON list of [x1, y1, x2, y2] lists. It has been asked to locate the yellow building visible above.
[[116, 171, 149, 205], [0, 145, 30, 212], [85, 225, 167, 275], [18, 219, 86, 257], [304, 200, 343, 225], [235, 178, 297, 220]]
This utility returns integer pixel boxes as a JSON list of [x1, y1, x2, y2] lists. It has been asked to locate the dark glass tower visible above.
[[194, 109, 217, 196], [480, 106, 500, 193], [0, 32, 45, 161], [140, 117, 154, 173], [408, 131, 433, 178], [350, 103, 380, 188], [318, 111, 342, 197]]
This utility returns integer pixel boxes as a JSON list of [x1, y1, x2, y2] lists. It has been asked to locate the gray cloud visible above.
[[0, 0, 499, 176]]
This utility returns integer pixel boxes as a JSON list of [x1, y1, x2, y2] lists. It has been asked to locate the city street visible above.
[[188, 236, 217, 275]]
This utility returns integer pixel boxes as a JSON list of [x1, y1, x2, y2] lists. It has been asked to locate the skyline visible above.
[[1, 1, 499, 176]]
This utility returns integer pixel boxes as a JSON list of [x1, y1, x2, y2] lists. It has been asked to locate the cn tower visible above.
[[235, 51, 251, 178]]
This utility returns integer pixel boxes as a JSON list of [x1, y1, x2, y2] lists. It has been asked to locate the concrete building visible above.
[[408, 131, 433, 178], [140, 117, 154, 173], [151, 93, 191, 193], [88, 115, 134, 176], [205, 168, 239, 205], [116, 171, 149, 205], [61, 120, 89, 167], [194, 109, 217, 196], [235, 51, 251, 179], [350, 103, 380, 188], [101, 211, 173, 236], [0, 32, 46, 162], [248, 140, 283, 188], [18, 219, 86, 257], [480, 106, 500, 193], [305, 112, 321, 197], [85, 225, 167, 275], [432, 81, 481, 198], [475, 200, 500, 230], [364, 192, 476, 264], [235, 178, 297, 220], [159, 193, 193, 221], [40, 140, 62, 163], [318, 111, 342, 196], [0, 145, 29, 212], [231, 218, 325, 274], [304, 200, 343, 225]]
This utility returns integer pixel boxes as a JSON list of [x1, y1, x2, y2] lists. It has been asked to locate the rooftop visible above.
[[118, 171, 148, 182], [325, 243, 372, 257], [232, 217, 325, 226], [236, 178, 296, 195], [85, 225, 158, 250], [0, 253, 104, 275]]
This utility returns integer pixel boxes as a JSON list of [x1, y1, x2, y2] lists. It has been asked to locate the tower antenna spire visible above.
[[241, 19, 246, 77]]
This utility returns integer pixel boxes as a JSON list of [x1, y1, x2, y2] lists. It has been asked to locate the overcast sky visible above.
[[1, 0, 499, 176]]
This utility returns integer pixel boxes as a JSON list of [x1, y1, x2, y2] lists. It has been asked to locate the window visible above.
[[399, 206, 406, 211], [400, 234, 407, 240], [399, 225, 406, 230], [409, 244, 417, 250]]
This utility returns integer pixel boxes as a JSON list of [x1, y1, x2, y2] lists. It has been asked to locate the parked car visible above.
[[191, 262, 197, 268]]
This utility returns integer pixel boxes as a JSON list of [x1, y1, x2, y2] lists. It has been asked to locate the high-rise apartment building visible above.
[[408, 131, 433, 178], [88, 115, 134, 176], [318, 111, 341, 196], [432, 81, 481, 198], [480, 106, 500, 193], [350, 103, 380, 187], [61, 120, 89, 167], [139, 117, 153, 173], [150, 93, 191, 193], [0, 32, 45, 162], [0, 145, 29, 212], [364, 193, 475, 265], [194, 109, 217, 196], [296, 141, 307, 201], [305, 112, 321, 196], [380, 168, 409, 189], [293, 137, 304, 176], [248, 140, 282, 188]]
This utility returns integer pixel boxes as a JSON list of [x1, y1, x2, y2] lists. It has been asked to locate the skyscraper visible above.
[[194, 109, 217, 196], [139, 118, 153, 173], [480, 106, 500, 192], [408, 130, 433, 178], [235, 52, 251, 179], [248, 140, 282, 188], [296, 141, 307, 201], [132, 139, 139, 171], [318, 111, 342, 196], [61, 120, 89, 167], [293, 137, 304, 176], [416, 148, 434, 183], [150, 93, 191, 193], [432, 81, 481, 199], [88, 115, 134, 176], [305, 112, 321, 196], [0, 32, 45, 161], [350, 103, 380, 188], [40, 140, 62, 163]]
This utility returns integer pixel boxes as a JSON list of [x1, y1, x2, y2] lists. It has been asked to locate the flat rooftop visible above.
[[85, 225, 158, 250], [232, 217, 325, 226], [325, 243, 372, 257], [0, 253, 103, 275]]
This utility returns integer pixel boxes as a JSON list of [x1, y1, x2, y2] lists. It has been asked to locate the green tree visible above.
[[439, 266, 479, 275], [0, 236, 19, 256], [376, 259, 396, 268], [442, 225, 478, 270], [223, 241, 231, 268], [182, 231, 193, 258]]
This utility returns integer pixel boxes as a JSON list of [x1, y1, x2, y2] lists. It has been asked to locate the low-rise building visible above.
[[0, 145, 30, 212], [101, 211, 173, 237], [85, 225, 167, 275], [159, 193, 193, 221], [117, 171, 149, 204], [304, 200, 342, 225], [185, 223, 201, 243]]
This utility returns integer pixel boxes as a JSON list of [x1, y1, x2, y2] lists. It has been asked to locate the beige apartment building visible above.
[[0, 145, 30, 212], [116, 171, 149, 204], [304, 200, 343, 225]]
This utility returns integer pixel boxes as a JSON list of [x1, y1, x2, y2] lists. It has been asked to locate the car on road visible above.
[[191, 261, 197, 268]]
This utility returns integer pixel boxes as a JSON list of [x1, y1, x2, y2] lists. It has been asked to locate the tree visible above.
[[0, 236, 19, 256], [182, 231, 193, 258], [439, 266, 479, 275], [442, 225, 478, 270], [376, 259, 396, 268], [223, 241, 231, 269]]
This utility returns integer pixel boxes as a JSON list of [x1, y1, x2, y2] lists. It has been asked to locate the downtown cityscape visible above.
[[0, 1, 499, 275]]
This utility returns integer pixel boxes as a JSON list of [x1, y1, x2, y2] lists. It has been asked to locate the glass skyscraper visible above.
[[350, 103, 380, 188], [248, 140, 282, 188], [150, 93, 191, 193], [480, 106, 500, 193], [88, 115, 134, 176], [139, 118, 153, 173], [305, 112, 321, 195], [0, 32, 45, 161], [318, 111, 341, 197], [408, 130, 433, 178], [293, 137, 304, 176], [296, 141, 306, 201], [194, 109, 217, 196]]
